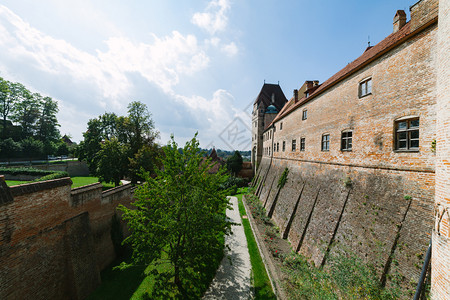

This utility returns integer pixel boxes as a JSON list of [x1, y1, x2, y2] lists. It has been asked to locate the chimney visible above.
[[393, 10, 406, 33], [294, 89, 298, 103]]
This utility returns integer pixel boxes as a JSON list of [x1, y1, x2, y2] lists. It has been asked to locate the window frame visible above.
[[321, 134, 330, 151], [292, 139, 297, 152], [395, 117, 420, 152], [341, 130, 353, 151], [302, 109, 307, 120], [359, 78, 372, 98], [300, 137, 305, 151]]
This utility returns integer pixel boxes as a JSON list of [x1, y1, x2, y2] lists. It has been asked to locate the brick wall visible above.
[[431, 0, 450, 298], [253, 1, 440, 296], [0, 177, 133, 300], [256, 157, 433, 295]]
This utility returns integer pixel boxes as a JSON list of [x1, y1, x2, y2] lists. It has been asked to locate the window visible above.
[[300, 137, 305, 151], [321, 134, 330, 151], [280, 122, 283, 130], [277, 142, 279, 152], [282, 141, 286, 152], [292, 139, 297, 152], [273, 144, 276, 152], [359, 78, 372, 97], [302, 109, 307, 120], [395, 118, 419, 150], [341, 131, 353, 151]]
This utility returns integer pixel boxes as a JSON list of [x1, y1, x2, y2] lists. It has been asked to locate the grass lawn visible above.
[[5, 180, 29, 186], [235, 188, 276, 300], [70, 176, 116, 190], [6, 177, 116, 191], [87, 256, 173, 300]]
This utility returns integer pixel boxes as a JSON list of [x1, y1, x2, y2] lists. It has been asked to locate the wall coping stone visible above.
[[102, 183, 132, 198], [9, 177, 72, 197], [71, 182, 102, 195]]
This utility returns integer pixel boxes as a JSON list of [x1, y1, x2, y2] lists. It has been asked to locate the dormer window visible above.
[[359, 78, 372, 98], [305, 92, 309, 98]]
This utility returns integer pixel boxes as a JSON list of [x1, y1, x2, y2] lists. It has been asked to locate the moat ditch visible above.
[[242, 190, 419, 300]]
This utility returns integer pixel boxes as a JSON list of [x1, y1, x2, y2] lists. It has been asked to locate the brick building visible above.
[[252, 0, 449, 297], [251, 83, 287, 173]]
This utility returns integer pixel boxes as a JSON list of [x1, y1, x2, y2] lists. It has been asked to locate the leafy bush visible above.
[[34, 171, 68, 182], [0, 167, 68, 181], [219, 176, 249, 195]]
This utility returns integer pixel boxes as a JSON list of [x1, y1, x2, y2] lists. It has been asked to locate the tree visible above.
[[78, 118, 103, 174], [128, 143, 162, 183], [36, 96, 60, 142], [226, 150, 243, 176], [56, 142, 69, 156], [96, 138, 129, 186], [126, 101, 158, 154], [118, 135, 232, 298], [11, 87, 42, 138], [20, 137, 44, 158], [0, 78, 12, 138], [0, 138, 22, 159]]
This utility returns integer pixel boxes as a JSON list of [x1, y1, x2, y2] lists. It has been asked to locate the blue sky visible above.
[[0, 0, 413, 150]]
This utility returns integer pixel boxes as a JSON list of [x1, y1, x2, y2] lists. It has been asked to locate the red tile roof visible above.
[[268, 17, 436, 128]]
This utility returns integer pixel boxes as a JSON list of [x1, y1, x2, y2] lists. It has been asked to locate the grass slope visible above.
[[235, 188, 276, 300]]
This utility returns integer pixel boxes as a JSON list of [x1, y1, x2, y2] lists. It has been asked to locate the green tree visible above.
[[56, 142, 69, 156], [36, 96, 60, 142], [20, 137, 44, 158], [0, 78, 12, 138], [119, 135, 232, 298], [226, 150, 243, 175], [128, 143, 162, 183], [78, 118, 103, 174], [11, 87, 42, 138], [96, 138, 129, 186], [126, 101, 158, 154], [0, 138, 22, 159]]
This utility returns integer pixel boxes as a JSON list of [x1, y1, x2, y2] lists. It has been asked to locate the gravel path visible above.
[[203, 196, 252, 299]]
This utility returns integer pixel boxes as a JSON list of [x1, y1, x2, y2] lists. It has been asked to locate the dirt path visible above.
[[203, 196, 252, 299]]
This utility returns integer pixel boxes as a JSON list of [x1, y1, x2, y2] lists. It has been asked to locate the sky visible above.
[[0, 0, 413, 151]]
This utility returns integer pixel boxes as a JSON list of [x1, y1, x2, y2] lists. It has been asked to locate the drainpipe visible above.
[[413, 239, 431, 300]]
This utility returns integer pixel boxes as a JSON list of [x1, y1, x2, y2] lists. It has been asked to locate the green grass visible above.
[[71, 177, 116, 190], [87, 256, 173, 300], [235, 188, 276, 300], [5, 180, 29, 186], [6, 176, 116, 191]]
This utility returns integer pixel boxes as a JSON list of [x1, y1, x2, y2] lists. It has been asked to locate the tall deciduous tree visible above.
[[118, 135, 232, 298], [126, 101, 158, 154], [11, 87, 42, 138], [96, 138, 129, 186], [0, 78, 12, 138], [37, 96, 60, 142], [226, 150, 243, 176]]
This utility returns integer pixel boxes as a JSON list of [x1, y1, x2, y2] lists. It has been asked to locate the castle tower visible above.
[[251, 83, 287, 173], [432, 0, 450, 298]]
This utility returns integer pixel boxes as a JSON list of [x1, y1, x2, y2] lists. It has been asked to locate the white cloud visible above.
[[192, 0, 231, 35], [222, 42, 238, 57], [173, 89, 251, 150], [0, 5, 210, 103]]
